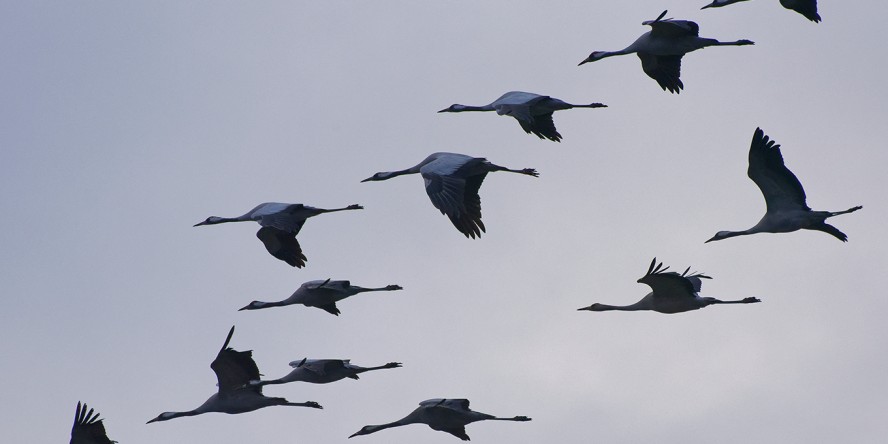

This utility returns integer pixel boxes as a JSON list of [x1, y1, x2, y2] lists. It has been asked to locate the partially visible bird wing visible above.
[[433, 398, 471, 411], [638, 52, 684, 93], [256, 226, 307, 268], [299, 359, 335, 376], [422, 158, 488, 238], [507, 107, 562, 142], [646, 16, 700, 38], [71, 402, 115, 444], [257, 204, 308, 234], [780, 0, 820, 22], [314, 302, 341, 316], [747, 128, 810, 213], [637, 259, 697, 299], [211, 326, 262, 394], [439, 426, 471, 441]]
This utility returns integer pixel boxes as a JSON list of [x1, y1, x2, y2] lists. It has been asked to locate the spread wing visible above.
[[638, 52, 684, 93], [211, 326, 262, 394], [256, 226, 307, 267], [747, 128, 809, 213], [71, 402, 115, 444]]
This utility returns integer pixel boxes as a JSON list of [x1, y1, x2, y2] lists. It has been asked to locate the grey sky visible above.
[[1, 1, 886, 443]]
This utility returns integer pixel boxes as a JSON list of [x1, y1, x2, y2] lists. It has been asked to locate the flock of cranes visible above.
[[70, 3, 860, 444]]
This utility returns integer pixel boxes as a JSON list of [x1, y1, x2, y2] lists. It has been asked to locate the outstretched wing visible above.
[[638, 53, 684, 93], [211, 326, 262, 394], [71, 402, 115, 444], [256, 226, 307, 268], [747, 128, 809, 213]]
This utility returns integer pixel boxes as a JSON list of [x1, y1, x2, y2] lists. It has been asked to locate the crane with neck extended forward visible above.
[[239, 279, 403, 316], [194, 202, 362, 268], [146, 326, 321, 423], [706, 128, 861, 243], [362, 152, 538, 238], [578, 258, 760, 314], [249, 358, 401, 387], [438, 91, 606, 142], [579, 10, 754, 93], [349, 398, 531, 441]]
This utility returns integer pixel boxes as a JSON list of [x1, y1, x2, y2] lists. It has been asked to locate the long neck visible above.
[[461, 105, 494, 112], [366, 414, 421, 434]]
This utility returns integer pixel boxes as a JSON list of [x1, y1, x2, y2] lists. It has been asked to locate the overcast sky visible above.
[[2, 1, 886, 443]]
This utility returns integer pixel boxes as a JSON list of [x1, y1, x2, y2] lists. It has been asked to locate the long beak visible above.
[[147, 418, 159, 424], [348, 432, 359, 438], [437, 108, 449, 113], [360, 177, 373, 182], [193, 221, 207, 227], [578, 58, 591, 66]]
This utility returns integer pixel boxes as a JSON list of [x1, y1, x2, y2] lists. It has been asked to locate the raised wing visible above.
[[637, 258, 707, 300], [256, 226, 306, 268], [71, 402, 115, 444], [638, 53, 684, 93], [644, 11, 699, 38], [747, 128, 809, 213], [211, 326, 261, 394]]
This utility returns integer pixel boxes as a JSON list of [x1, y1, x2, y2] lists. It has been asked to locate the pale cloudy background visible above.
[[1, 1, 886, 443]]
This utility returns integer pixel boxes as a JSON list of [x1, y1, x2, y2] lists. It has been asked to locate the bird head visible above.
[[238, 301, 266, 311], [193, 216, 224, 227], [361, 172, 395, 182], [705, 231, 733, 243], [146, 412, 177, 424], [437, 104, 466, 113], [349, 425, 379, 438], [578, 52, 607, 66], [577, 303, 607, 312]]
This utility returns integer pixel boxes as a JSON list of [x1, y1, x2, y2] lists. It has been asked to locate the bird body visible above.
[[194, 202, 363, 267], [250, 359, 402, 386], [349, 398, 531, 441], [362, 152, 538, 238], [579, 10, 754, 93], [438, 91, 606, 142], [147, 326, 321, 423], [71, 402, 115, 444], [706, 128, 861, 243], [239, 279, 403, 315], [702, 0, 821, 22], [578, 258, 761, 314]]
